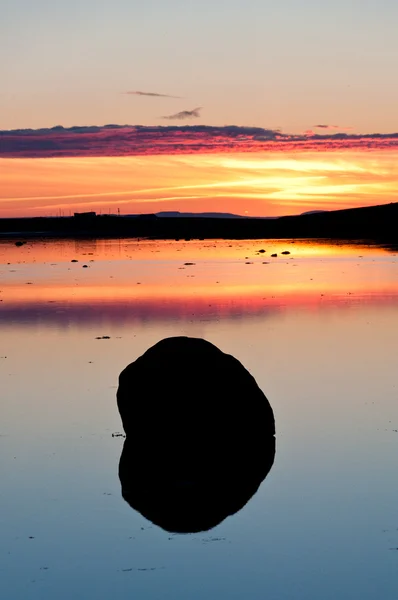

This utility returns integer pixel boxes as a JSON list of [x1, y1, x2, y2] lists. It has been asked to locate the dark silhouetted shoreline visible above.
[[1, 202, 397, 242]]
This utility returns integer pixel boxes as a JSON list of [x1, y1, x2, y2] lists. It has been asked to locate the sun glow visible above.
[[1, 150, 398, 217]]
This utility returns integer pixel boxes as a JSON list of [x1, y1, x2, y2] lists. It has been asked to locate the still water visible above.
[[0, 238, 397, 599]]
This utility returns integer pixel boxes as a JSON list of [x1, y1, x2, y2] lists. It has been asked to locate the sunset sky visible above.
[[1, 0, 398, 217]]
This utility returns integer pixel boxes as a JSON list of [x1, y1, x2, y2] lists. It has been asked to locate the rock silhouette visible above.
[[117, 336, 275, 533]]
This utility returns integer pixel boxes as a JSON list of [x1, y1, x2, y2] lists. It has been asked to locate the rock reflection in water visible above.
[[117, 336, 276, 533]]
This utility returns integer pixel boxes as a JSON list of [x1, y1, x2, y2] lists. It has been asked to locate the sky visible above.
[[1, 0, 398, 217]]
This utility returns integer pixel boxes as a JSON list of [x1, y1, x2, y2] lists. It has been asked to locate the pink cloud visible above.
[[1, 124, 398, 158]]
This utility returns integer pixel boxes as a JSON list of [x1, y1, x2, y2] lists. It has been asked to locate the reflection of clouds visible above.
[[1, 240, 397, 327], [0, 299, 282, 326], [1, 292, 398, 327]]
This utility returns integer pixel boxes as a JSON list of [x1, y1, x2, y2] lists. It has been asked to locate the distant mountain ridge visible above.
[[155, 210, 322, 218], [299, 210, 328, 216], [155, 211, 246, 219]]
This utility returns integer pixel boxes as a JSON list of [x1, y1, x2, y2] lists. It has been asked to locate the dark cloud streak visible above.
[[315, 124, 339, 129], [314, 124, 354, 131], [124, 91, 182, 98], [162, 107, 202, 120]]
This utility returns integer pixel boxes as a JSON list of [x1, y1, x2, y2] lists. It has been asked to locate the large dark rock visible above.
[[117, 336, 275, 533]]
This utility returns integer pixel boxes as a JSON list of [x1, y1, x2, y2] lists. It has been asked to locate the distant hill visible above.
[[155, 211, 246, 219]]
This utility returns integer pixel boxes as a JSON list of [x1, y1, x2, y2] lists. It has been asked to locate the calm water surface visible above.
[[0, 238, 397, 599]]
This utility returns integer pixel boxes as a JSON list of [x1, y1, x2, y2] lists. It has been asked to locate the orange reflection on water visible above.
[[0, 239, 397, 323], [0, 237, 388, 264]]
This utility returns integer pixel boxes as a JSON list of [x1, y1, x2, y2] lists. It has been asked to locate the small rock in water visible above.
[[281, 251, 291, 255], [71, 259, 78, 263], [258, 249, 266, 253], [271, 253, 278, 257]]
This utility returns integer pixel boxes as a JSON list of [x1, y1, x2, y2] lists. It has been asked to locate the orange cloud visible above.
[[1, 150, 398, 217]]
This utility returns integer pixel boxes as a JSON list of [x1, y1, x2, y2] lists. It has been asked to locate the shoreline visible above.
[[0, 202, 397, 243]]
